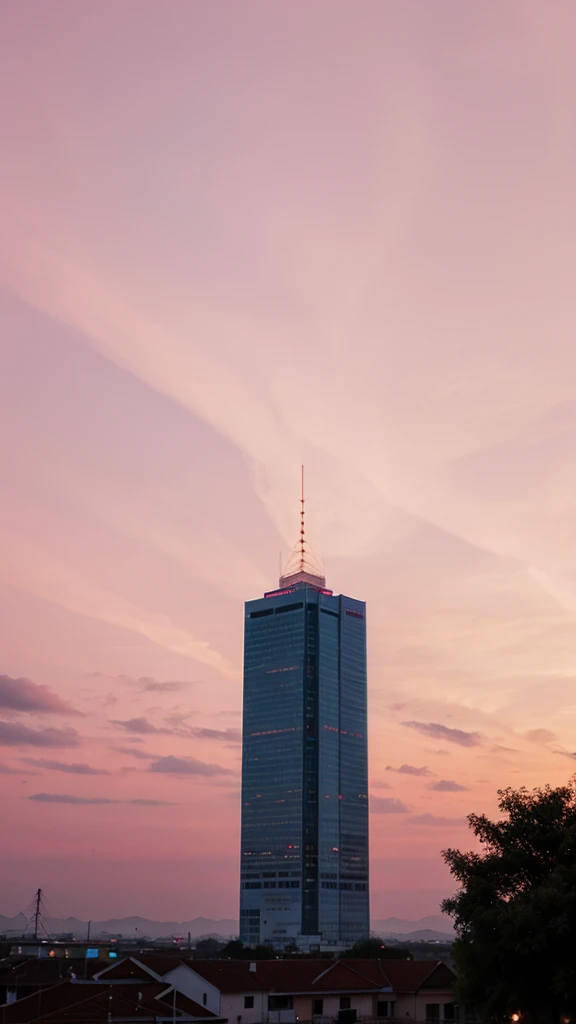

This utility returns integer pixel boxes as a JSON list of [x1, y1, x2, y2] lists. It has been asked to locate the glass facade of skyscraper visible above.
[[239, 579, 369, 949]]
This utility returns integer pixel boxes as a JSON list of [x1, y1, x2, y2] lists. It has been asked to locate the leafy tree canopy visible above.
[[206, 938, 276, 960], [248, 943, 277, 959], [283, 940, 299, 953], [442, 779, 576, 1022], [193, 937, 224, 955], [220, 939, 245, 958]]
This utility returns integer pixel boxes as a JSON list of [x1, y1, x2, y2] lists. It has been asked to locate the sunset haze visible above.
[[1, 0, 576, 927]]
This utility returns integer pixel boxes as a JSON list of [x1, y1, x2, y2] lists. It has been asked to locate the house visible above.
[[0, 978, 226, 1023], [371, 961, 458, 1021], [94, 956, 457, 1023]]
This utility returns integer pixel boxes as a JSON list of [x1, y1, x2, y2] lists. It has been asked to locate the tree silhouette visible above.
[[341, 937, 411, 959], [442, 779, 576, 1023]]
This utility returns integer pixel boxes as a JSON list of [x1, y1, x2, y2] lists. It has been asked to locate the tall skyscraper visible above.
[[239, 475, 369, 950]]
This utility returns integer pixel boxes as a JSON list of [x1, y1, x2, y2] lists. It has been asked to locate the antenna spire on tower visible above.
[[278, 466, 326, 589], [300, 465, 305, 572]]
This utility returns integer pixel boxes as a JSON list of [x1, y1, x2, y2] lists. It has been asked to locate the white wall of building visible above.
[[395, 991, 455, 1020], [163, 965, 222, 1014], [293, 992, 375, 1019], [220, 990, 270, 1024], [162, 965, 455, 1024]]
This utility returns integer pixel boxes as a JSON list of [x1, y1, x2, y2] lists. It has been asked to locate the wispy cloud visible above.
[[524, 728, 556, 744], [0, 544, 236, 677], [142, 681, 191, 693], [21, 758, 109, 776], [386, 764, 432, 777], [429, 779, 468, 792], [89, 673, 194, 693], [370, 796, 410, 814], [28, 793, 175, 805], [111, 717, 169, 735], [29, 793, 116, 805], [402, 721, 482, 748], [188, 727, 241, 744], [111, 717, 241, 745], [148, 755, 232, 777], [110, 746, 157, 761], [406, 813, 466, 827], [0, 674, 79, 715], [129, 798, 175, 806], [0, 721, 79, 748]]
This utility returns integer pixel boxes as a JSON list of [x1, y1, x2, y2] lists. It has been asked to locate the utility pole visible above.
[[33, 889, 42, 941], [87, 921, 91, 942]]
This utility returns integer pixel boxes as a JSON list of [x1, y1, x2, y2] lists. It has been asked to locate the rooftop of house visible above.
[[0, 980, 223, 1023], [0, 957, 102, 987], [96, 957, 455, 996], [95, 955, 186, 982], [184, 958, 455, 995]]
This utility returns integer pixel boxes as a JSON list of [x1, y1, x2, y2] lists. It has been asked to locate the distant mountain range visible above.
[[0, 912, 453, 942], [374, 916, 454, 939]]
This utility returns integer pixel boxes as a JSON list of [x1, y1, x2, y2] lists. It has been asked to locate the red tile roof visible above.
[[95, 956, 183, 981], [135, 956, 191, 977], [0, 959, 101, 986], [0, 981, 221, 1023], [344, 958, 453, 991], [305, 961, 391, 992], [184, 960, 270, 993], [186, 958, 454, 995], [90, 955, 454, 1005]]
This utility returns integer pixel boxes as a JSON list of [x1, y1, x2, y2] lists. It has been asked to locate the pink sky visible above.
[[1, 0, 576, 925]]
